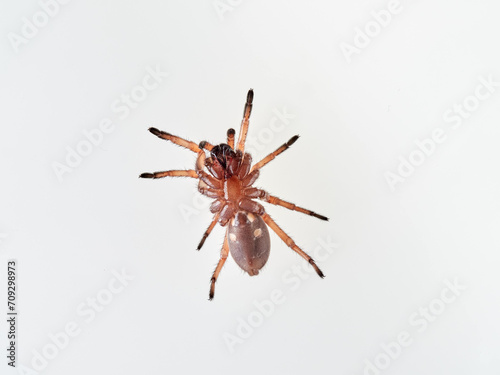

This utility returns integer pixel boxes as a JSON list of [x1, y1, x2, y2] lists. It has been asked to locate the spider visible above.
[[140, 89, 328, 300]]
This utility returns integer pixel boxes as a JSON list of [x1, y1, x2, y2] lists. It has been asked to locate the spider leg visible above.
[[198, 185, 224, 198], [209, 234, 229, 300], [227, 128, 235, 149], [197, 212, 221, 250], [236, 89, 254, 152], [249, 190, 328, 221], [139, 170, 198, 179], [261, 213, 325, 278], [148, 127, 202, 153], [198, 171, 223, 189], [250, 135, 299, 173]]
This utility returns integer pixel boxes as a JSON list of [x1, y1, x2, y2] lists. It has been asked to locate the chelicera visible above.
[[140, 89, 328, 300]]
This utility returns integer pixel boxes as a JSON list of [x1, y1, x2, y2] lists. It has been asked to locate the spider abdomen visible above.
[[228, 211, 270, 276]]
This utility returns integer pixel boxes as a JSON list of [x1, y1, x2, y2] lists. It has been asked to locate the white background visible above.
[[1, 0, 500, 374]]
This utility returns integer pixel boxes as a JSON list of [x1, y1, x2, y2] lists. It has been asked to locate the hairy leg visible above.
[[197, 212, 221, 250], [261, 213, 325, 278], [139, 170, 198, 179], [209, 234, 229, 300], [148, 127, 202, 153], [236, 89, 254, 152], [243, 188, 328, 221], [251, 135, 299, 173]]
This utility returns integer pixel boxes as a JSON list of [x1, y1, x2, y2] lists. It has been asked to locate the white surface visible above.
[[1, 0, 500, 374]]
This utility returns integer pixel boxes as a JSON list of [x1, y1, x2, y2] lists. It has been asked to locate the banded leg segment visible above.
[[261, 193, 328, 221], [251, 135, 299, 173], [139, 170, 198, 179], [209, 234, 229, 300], [149, 127, 201, 153], [261, 213, 325, 278], [197, 212, 221, 250], [236, 89, 254, 152]]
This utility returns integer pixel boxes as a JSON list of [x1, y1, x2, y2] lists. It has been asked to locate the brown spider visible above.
[[140, 89, 328, 300]]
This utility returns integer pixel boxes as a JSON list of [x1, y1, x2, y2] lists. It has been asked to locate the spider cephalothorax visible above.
[[140, 89, 328, 300]]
